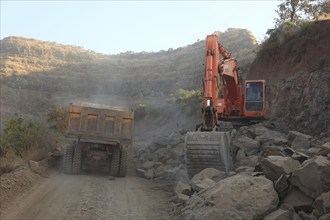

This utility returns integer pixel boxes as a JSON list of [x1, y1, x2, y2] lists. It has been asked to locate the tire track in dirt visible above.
[[2, 172, 171, 220]]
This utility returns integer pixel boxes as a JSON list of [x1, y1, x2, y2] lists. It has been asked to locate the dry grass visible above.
[[23, 144, 49, 162], [0, 151, 23, 175]]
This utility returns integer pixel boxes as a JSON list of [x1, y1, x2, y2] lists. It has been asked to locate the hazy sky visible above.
[[1, 1, 279, 54]]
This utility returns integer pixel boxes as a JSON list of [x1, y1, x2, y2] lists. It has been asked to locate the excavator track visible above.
[[184, 131, 232, 178]]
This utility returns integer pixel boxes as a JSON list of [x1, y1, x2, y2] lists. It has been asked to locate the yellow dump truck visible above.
[[64, 102, 134, 177]]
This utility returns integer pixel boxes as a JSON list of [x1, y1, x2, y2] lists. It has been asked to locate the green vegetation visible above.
[[274, 0, 328, 27], [255, 21, 315, 63], [261, 0, 329, 54], [0, 108, 67, 174], [47, 107, 68, 134], [134, 103, 165, 120], [0, 116, 63, 159], [168, 89, 203, 113]]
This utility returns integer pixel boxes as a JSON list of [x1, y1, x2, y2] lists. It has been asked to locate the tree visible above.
[[275, 0, 327, 27]]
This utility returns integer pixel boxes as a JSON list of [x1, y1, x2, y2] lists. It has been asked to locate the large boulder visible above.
[[275, 174, 290, 199], [233, 135, 260, 156], [318, 142, 330, 156], [168, 131, 184, 147], [260, 156, 300, 182], [313, 191, 330, 214], [191, 168, 227, 182], [190, 178, 216, 192], [288, 131, 312, 143], [263, 209, 293, 220], [183, 175, 279, 220], [235, 155, 259, 168], [141, 160, 156, 170], [291, 135, 311, 150], [290, 156, 330, 199], [174, 180, 192, 196], [245, 124, 286, 145], [282, 187, 314, 213], [319, 213, 330, 220], [170, 194, 190, 205], [29, 160, 48, 175]]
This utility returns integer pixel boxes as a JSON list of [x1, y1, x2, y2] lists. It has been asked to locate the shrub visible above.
[[0, 151, 22, 175], [134, 104, 148, 119], [167, 89, 203, 107], [0, 116, 63, 159], [256, 21, 313, 62], [47, 107, 68, 133], [133, 103, 164, 120]]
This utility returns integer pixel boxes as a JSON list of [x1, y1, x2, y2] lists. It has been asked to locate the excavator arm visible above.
[[202, 35, 243, 130]]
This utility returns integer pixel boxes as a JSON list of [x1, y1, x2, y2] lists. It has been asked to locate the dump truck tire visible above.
[[72, 143, 82, 175], [119, 147, 128, 177], [63, 144, 74, 174], [111, 147, 120, 177], [185, 131, 232, 178]]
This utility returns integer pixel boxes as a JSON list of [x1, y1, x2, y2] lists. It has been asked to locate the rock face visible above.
[[182, 175, 279, 220], [290, 156, 330, 199], [247, 20, 330, 136]]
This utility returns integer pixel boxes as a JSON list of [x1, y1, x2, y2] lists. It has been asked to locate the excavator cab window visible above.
[[245, 82, 264, 111]]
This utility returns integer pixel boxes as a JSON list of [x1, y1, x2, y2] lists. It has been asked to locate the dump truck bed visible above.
[[67, 102, 134, 146]]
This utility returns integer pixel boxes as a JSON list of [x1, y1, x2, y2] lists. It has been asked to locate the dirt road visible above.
[[1, 171, 171, 220]]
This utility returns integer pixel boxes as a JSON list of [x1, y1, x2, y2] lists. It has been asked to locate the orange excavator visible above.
[[185, 35, 266, 177]]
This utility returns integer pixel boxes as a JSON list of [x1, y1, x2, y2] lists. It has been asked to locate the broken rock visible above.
[[190, 178, 216, 192], [174, 181, 192, 196], [290, 156, 330, 199], [183, 175, 279, 220], [260, 156, 300, 182], [288, 131, 312, 143], [283, 187, 314, 213], [170, 194, 190, 205], [275, 174, 290, 199], [191, 168, 226, 182], [291, 135, 311, 150], [313, 191, 330, 214], [233, 135, 260, 156], [263, 209, 293, 220]]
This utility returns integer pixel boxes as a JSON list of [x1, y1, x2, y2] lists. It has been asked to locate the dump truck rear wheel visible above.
[[119, 147, 128, 177], [111, 147, 120, 177], [72, 143, 82, 175], [63, 144, 74, 174]]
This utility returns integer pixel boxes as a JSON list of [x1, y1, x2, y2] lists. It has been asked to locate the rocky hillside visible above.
[[0, 28, 257, 135], [247, 20, 330, 136]]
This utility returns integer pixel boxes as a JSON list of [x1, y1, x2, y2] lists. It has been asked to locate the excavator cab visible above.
[[244, 80, 266, 117]]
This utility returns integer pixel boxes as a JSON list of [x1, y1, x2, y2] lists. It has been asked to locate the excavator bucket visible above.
[[184, 131, 233, 178]]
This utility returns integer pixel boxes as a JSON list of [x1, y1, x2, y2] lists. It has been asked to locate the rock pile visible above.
[[169, 123, 330, 220], [134, 129, 189, 182]]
